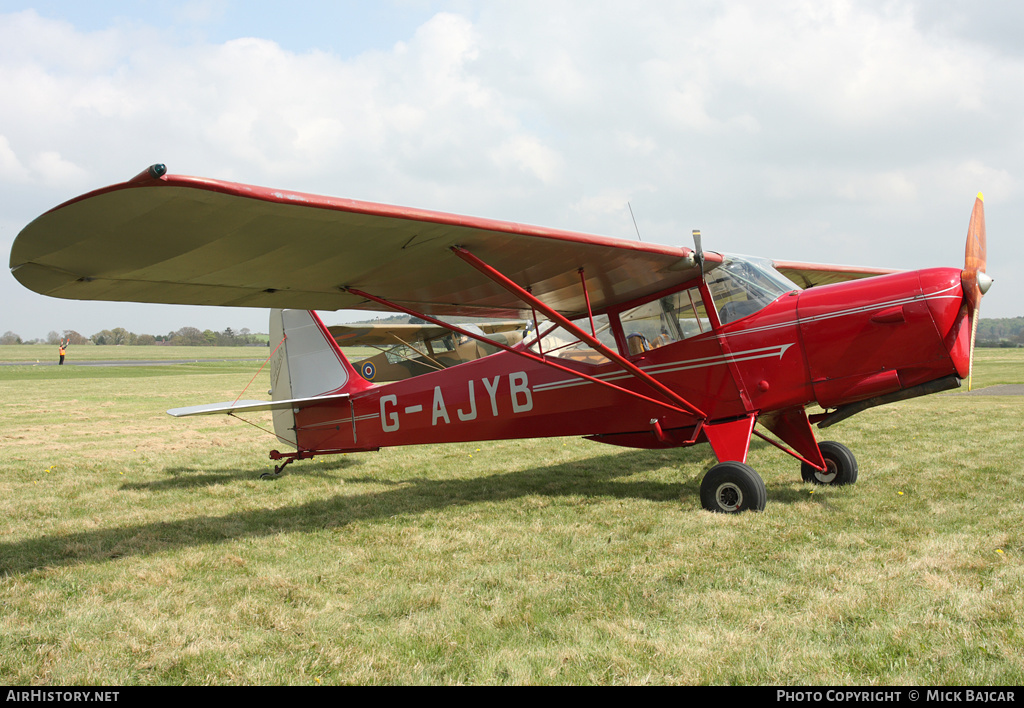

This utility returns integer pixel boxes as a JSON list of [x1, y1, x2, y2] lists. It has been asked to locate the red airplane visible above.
[[9, 165, 992, 512]]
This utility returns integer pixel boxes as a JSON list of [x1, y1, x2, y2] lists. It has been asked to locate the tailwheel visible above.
[[700, 461, 767, 513], [801, 440, 858, 486], [261, 453, 298, 479]]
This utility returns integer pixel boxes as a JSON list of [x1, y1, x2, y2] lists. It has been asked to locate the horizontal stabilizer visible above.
[[168, 393, 350, 418]]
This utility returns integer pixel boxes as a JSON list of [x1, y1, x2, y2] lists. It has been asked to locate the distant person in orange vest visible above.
[[58, 339, 67, 365]]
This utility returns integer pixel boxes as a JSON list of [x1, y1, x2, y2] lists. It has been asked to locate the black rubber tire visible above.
[[700, 461, 767, 513], [801, 440, 858, 486]]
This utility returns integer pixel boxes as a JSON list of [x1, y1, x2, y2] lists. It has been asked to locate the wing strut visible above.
[[449, 246, 707, 419], [344, 286, 699, 419], [579, 268, 597, 337]]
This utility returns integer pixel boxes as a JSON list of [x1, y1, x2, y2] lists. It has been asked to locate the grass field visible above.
[[0, 344, 267, 363], [0, 344, 376, 364], [0, 350, 1021, 685]]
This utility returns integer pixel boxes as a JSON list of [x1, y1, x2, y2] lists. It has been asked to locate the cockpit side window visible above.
[[428, 334, 456, 354], [525, 315, 614, 365], [619, 287, 711, 354], [705, 256, 798, 324], [520, 255, 799, 362], [384, 344, 420, 364]]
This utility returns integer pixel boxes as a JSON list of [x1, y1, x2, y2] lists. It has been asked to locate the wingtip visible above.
[[977, 192, 984, 202], [128, 163, 168, 183]]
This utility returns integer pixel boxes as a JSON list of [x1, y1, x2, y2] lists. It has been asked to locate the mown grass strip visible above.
[[0, 350, 1020, 684]]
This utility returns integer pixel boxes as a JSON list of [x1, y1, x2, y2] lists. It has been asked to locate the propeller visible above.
[[960, 193, 994, 390], [692, 229, 705, 279]]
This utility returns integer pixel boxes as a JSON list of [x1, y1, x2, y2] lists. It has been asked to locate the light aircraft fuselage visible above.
[[289, 262, 970, 471]]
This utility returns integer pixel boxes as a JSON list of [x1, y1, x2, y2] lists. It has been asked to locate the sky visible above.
[[1, 0, 1022, 340]]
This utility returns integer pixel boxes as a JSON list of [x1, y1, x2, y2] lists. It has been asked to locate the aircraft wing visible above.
[[772, 260, 901, 289], [476, 321, 528, 334], [10, 166, 709, 320], [328, 320, 526, 346], [328, 323, 453, 346]]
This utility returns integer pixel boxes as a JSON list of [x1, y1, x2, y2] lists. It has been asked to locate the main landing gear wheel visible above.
[[801, 441, 858, 486], [700, 461, 767, 513]]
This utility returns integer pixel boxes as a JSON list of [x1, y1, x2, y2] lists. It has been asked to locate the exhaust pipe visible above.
[[816, 375, 962, 429]]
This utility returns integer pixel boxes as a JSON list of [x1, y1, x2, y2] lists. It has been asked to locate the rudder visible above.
[[269, 309, 371, 447]]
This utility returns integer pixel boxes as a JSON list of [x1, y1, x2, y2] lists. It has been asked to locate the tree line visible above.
[[0, 326, 268, 347], [357, 314, 1024, 347], [977, 317, 1024, 348], [3, 317, 1022, 348]]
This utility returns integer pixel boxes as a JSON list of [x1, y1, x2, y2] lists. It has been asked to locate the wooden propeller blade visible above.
[[961, 193, 989, 391], [961, 192, 987, 311]]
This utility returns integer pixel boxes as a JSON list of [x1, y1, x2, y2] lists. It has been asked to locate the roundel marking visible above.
[[361, 361, 376, 380]]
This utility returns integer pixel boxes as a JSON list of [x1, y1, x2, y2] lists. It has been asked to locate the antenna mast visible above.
[[627, 202, 643, 241]]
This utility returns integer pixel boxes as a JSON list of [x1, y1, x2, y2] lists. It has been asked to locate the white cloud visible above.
[[0, 134, 29, 181], [172, 0, 229, 27], [29, 150, 88, 185], [489, 135, 562, 183], [2, 1, 1023, 339]]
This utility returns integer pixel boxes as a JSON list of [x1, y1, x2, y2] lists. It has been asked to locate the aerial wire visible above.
[[627, 202, 643, 241]]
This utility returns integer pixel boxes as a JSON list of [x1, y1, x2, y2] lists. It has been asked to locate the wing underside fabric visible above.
[[11, 170, 900, 318], [11, 171, 704, 319]]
